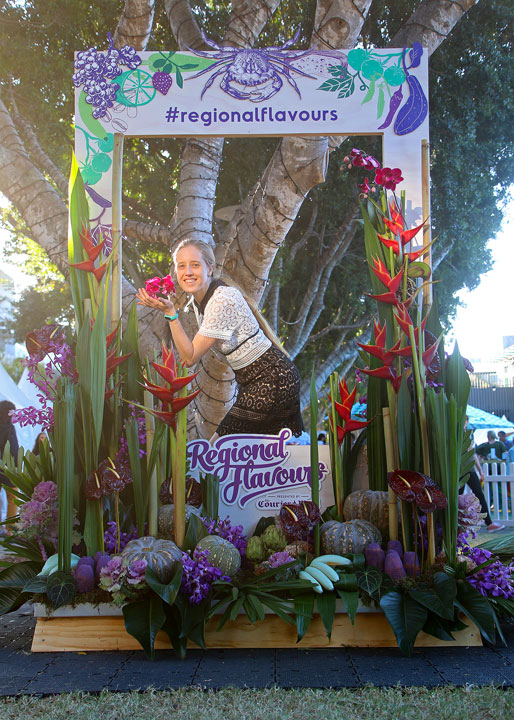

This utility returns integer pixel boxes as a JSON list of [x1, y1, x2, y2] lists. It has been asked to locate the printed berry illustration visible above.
[[152, 71, 173, 95]]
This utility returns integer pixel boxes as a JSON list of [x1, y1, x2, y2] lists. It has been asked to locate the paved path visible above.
[[1, 608, 513, 695]]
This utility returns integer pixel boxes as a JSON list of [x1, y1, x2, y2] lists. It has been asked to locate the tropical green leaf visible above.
[[46, 570, 78, 609], [122, 595, 166, 660], [422, 613, 456, 642], [432, 571, 457, 615], [0, 587, 30, 615], [380, 590, 428, 656], [161, 604, 187, 659], [293, 592, 315, 642], [408, 585, 454, 621], [122, 302, 143, 404], [23, 575, 49, 594], [200, 473, 220, 522], [337, 589, 359, 624], [455, 581, 497, 644], [0, 561, 42, 589], [126, 416, 146, 536], [316, 592, 336, 639], [89, 306, 107, 455], [356, 567, 383, 599], [183, 512, 208, 552], [145, 564, 183, 607]]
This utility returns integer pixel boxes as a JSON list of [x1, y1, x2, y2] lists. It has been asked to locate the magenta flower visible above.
[[375, 167, 404, 191]]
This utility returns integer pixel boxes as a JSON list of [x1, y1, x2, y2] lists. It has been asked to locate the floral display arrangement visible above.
[[1, 157, 513, 660]]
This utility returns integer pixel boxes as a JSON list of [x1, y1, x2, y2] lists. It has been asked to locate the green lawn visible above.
[[1, 686, 513, 720]]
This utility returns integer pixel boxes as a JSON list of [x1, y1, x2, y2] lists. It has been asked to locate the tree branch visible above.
[[113, 0, 155, 50]]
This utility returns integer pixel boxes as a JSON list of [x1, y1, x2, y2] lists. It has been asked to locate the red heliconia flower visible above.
[[70, 224, 108, 282], [141, 343, 200, 430], [329, 377, 373, 444], [361, 364, 402, 393], [106, 349, 133, 380], [358, 320, 411, 367], [371, 258, 404, 294], [393, 303, 427, 342]]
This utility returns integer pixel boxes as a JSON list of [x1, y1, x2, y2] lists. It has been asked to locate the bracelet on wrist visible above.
[[164, 312, 179, 322]]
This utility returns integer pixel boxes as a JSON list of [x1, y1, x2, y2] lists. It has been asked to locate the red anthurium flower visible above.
[[414, 484, 447, 513], [388, 470, 428, 502]]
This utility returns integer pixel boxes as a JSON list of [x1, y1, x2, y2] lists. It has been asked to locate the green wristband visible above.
[[164, 312, 179, 322]]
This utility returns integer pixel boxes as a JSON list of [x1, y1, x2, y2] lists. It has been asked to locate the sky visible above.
[[448, 194, 514, 364]]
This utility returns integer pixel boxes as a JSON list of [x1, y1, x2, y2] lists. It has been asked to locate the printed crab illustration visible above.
[[187, 30, 317, 103]]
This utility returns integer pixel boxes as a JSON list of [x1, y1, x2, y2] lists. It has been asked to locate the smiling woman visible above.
[[136, 238, 304, 441]]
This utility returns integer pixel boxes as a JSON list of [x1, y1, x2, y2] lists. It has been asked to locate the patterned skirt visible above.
[[216, 346, 304, 438]]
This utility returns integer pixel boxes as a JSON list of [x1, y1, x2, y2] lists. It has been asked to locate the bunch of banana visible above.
[[299, 554, 352, 593]]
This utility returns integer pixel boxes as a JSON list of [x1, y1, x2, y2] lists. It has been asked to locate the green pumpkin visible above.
[[121, 536, 181, 583], [195, 535, 241, 576], [158, 503, 202, 539], [343, 490, 391, 538], [320, 519, 382, 555]]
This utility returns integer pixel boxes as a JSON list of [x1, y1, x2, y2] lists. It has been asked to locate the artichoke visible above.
[[246, 536, 266, 564], [261, 524, 287, 553]]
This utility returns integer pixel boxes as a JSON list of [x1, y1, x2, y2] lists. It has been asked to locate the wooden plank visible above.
[[31, 612, 482, 652]]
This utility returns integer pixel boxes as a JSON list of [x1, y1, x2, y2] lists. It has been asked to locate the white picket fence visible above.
[[482, 462, 514, 526]]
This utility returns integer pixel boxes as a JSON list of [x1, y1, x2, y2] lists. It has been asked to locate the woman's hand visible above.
[[136, 288, 175, 314]]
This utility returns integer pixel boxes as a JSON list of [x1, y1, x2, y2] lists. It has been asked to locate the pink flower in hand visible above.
[[145, 277, 162, 298], [160, 274, 175, 296]]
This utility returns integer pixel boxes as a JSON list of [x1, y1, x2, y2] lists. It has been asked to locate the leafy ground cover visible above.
[[1, 686, 514, 720]]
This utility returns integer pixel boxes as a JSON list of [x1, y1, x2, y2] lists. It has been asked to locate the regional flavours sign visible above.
[[186, 429, 333, 533], [74, 37, 429, 245]]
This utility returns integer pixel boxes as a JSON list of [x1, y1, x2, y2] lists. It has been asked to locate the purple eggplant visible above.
[[365, 542, 385, 571], [384, 550, 407, 581], [403, 551, 421, 577], [387, 540, 404, 558]]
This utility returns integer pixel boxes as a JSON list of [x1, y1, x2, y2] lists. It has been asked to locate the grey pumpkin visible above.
[[158, 503, 202, 539], [320, 519, 382, 555], [343, 490, 392, 538], [121, 536, 182, 583], [195, 535, 241, 576]]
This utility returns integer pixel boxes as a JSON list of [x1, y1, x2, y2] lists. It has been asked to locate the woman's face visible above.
[[175, 245, 212, 300]]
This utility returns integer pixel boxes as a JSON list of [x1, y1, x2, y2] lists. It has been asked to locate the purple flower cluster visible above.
[[10, 404, 54, 432], [116, 410, 147, 467], [72, 34, 142, 119], [180, 548, 230, 605], [459, 537, 514, 600], [458, 493, 486, 536], [103, 521, 138, 553], [267, 551, 295, 568], [202, 515, 247, 556], [99, 555, 148, 606], [18, 481, 59, 548]]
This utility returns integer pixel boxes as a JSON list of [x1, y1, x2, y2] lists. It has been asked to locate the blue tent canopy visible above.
[[465, 405, 514, 431], [351, 401, 513, 432]]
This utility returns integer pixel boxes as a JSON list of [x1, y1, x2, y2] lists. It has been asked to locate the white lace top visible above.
[[196, 286, 271, 370]]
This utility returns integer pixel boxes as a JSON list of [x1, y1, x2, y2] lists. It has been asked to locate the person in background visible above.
[[497, 430, 513, 450], [0, 400, 20, 526], [476, 430, 507, 460], [32, 432, 48, 455], [317, 431, 327, 445]]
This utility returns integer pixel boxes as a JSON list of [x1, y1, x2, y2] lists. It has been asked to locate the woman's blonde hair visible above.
[[172, 238, 288, 356]]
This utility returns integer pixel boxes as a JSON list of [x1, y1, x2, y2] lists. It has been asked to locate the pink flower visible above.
[[358, 177, 371, 195], [160, 274, 175, 295], [145, 276, 162, 298], [32, 481, 58, 504], [375, 167, 404, 191]]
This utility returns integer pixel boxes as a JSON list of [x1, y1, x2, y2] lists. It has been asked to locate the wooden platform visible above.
[[31, 612, 482, 652]]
